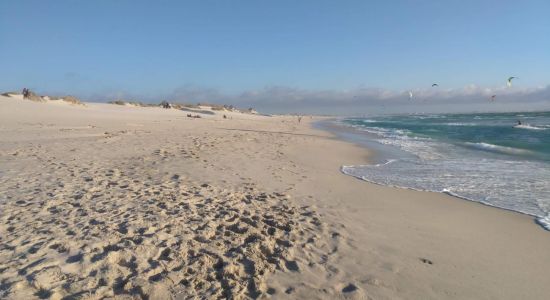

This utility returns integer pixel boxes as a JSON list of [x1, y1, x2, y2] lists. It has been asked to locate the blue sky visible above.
[[1, 0, 549, 113]]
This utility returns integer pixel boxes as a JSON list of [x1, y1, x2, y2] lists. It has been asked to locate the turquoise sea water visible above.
[[339, 111, 550, 230]]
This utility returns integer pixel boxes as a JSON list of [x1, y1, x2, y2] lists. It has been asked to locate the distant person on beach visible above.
[[22, 88, 28, 99]]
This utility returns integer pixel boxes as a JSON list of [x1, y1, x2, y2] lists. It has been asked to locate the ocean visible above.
[[336, 111, 550, 230]]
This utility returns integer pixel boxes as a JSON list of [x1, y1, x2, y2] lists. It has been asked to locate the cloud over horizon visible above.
[[79, 84, 550, 115]]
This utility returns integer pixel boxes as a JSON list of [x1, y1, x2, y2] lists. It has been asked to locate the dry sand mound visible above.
[[25, 91, 46, 102], [62, 96, 84, 106]]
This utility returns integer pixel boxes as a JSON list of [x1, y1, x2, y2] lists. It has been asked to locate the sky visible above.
[[1, 0, 549, 114]]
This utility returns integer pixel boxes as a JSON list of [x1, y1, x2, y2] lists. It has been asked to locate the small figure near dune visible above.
[[22, 88, 29, 99]]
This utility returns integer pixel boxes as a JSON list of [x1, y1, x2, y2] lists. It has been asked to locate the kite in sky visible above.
[[507, 76, 517, 87]]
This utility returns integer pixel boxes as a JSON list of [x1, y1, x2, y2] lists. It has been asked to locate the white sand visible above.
[[1, 96, 549, 299]]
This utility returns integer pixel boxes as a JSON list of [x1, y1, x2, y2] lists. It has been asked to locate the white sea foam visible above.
[[513, 124, 547, 130], [445, 122, 478, 126], [464, 142, 533, 155], [342, 157, 550, 223], [338, 117, 550, 231], [536, 215, 550, 231]]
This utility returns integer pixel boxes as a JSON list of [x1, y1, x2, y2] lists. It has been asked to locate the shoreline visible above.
[[2, 97, 550, 299], [321, 117, 550, 231], [268, 115, 550, 299]]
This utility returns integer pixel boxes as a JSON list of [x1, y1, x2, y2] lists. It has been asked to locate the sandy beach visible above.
[[1, 95, 550, 300]]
